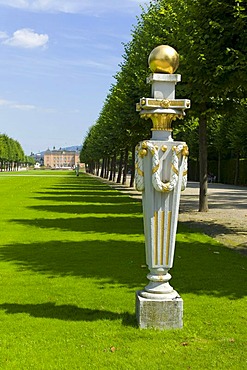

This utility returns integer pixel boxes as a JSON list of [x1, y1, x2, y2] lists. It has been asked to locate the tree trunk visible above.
[[100, 158, 105, 178], [112, 153, 117, 182], [92, 162, 95, 175], [217, 151, 221, 183], [104, 157, 109, 178], [116, 151, 124, 183], [122, 147, 129, 185], [199, 113, 208, 212], [96, 161, 100, 176], [130, 145, 136, 187], [108, 156, 114, 181], [196, 156, 199, 181], [234, 152, 240, 185], [109, 153, 116, 182]]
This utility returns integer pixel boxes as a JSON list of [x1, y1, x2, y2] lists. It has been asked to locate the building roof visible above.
[[44, 149, 80, 155]]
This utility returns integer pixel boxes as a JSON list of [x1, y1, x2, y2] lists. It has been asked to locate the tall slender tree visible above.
[[81, 0, 247, 208]]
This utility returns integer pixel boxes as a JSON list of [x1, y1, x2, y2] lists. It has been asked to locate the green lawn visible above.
[[0, 171, 246, 369]]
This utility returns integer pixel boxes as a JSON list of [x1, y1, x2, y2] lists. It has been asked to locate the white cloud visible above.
[[3, 28, 49, 48], [12, 103, 36, 111], [0, 96, 58, 113], [0, 0, 29, 8], [0, 0, 147, 14], [0, 97, 36, 110], [0, 31, 8, 39], [0, 98, 10, 106]]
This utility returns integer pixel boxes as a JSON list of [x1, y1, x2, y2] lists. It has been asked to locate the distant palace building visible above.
[[44, 148, 80, 169]]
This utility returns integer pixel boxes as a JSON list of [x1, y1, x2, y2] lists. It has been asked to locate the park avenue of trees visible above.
[[0, 134, 34, 171], [80, 0, 247, 212]]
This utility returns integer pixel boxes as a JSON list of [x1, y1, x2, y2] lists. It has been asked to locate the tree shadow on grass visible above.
[[50, 185, 109, 191], [0, 236, 246, 299], [0, 302, 136, 326], [10, 215, 143, 234], [28, 203, 142, 215], [173, 225, 247, 299], [3, 173, 246, 299], [35, 191, 123, 197], [32, 195, 140, 204], [55, 175, 112, 191], [0, 239, 146, 288], [31, 173, 140, 208], [180, 220, 247, 241]]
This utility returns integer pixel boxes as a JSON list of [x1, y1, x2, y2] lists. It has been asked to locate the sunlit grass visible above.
[[0, 171, 246, 369]]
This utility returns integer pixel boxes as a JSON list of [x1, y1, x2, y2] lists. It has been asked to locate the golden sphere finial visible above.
[[148, 45, 179, 74]]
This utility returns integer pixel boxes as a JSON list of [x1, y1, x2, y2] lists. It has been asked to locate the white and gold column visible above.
[[135, 45, 190, 329]]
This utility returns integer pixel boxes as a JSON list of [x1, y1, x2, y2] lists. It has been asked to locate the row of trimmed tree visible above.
[[80, 0, 247, 211], [0, 134, 35, 171]]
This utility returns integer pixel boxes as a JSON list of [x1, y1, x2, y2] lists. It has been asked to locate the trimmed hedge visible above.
[[188, 158, 247, 186]]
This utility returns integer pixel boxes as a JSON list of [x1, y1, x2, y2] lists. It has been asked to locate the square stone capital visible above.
[[147, 74, 181, 84]]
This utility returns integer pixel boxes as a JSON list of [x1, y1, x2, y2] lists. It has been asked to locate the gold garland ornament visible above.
[[135, 141, 188, 193]]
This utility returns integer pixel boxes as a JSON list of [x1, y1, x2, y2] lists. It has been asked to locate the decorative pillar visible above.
[[135, 45, 190, 330]]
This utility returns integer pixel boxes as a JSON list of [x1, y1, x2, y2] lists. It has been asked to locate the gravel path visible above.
[[178, 182, 247, 253], [108, 179, 247, 254]]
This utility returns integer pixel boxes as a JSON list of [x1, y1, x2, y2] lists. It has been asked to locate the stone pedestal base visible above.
[[136, 291, 183, 330]]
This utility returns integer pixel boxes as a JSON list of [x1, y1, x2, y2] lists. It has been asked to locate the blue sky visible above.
[[0, 0, 147, 155]]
